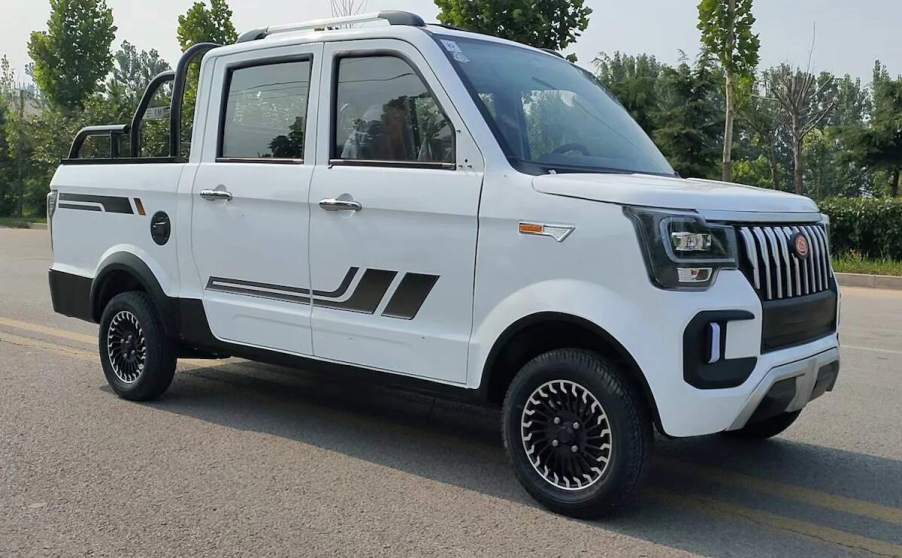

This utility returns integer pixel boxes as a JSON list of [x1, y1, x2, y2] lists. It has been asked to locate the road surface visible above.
[[1, 228, 900, 556]]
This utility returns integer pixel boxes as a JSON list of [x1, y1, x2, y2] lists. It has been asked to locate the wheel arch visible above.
[[478, 312, 664, 434], [90, 252, 177, 337]]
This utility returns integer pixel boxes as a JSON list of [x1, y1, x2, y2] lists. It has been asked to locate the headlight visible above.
[[623, 206, 738, 290]]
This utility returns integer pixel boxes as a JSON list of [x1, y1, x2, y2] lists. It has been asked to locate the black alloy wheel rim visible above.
[[106, 310, 147, 383], [520, 379, 613, 491]]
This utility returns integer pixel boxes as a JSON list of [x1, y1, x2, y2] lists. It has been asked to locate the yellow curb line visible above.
[[651, 489, 902, 557], [659, 457, 902, 527]]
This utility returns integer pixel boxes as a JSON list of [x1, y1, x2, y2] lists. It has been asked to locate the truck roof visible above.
[[209, 10, 555, 61]]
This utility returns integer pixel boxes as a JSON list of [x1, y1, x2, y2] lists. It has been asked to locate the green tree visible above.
[[846, 62, 902, 197], [767, 64, 837, 195], [697, 0, 760, 182], [176, 0, 237, 157], [653, 56, 723, 179], [435, 0, 591, 61], [732, 155, 773, 189], [27, 0, 116, 111], [738, 76, 784, 190], [107, 40, 171, 112], [594, 52, 664, 132], [0, 58, 12, 215], [177, 0, 237, 50], [806, 73, 873, 198]]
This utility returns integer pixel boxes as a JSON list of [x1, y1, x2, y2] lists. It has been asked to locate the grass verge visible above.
[[0, 217, 47, 229], [832, 255, 902, 277]]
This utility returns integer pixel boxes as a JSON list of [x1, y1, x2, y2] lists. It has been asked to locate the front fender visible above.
[[468, 279, 647, 388], [469, 272, 765, 437]]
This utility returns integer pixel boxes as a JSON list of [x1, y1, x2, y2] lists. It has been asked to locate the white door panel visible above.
[[309, 40, 483, 383], [191, 44, 323, 355]]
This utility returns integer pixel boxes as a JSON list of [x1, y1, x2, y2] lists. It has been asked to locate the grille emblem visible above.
[[791, 232, 810, 259]]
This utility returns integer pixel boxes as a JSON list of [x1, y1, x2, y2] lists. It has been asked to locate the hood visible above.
[[533, 173, 820, 216]]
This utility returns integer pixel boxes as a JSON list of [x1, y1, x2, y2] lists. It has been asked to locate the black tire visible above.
[[724, 410, 801, 439], [98, 291, 177, 401], [502, 349, 652, 519]]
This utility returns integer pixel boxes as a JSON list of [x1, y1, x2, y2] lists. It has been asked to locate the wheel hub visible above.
[[106, 310, 146, 384], [521, 379, 613, 491]]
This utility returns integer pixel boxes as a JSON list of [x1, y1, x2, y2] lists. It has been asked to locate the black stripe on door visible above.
[[205, 268, 440, 319], [314, 269, 397, 314], [206, 277, 311, 304], [381, 273, 439, 320]]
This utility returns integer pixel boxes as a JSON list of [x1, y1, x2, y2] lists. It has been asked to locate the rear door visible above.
[[307, 39, 484, 384], [190, 43, 322, 355]]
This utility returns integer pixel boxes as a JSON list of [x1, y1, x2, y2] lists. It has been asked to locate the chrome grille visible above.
[[737, 224, 832, 301]]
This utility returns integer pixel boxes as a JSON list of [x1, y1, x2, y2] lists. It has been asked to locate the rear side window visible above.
[[220, 59, 312, 160], [333, 55, 454, 165]]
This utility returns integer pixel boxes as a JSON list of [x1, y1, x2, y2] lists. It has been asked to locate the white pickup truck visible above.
[[47, 11, 840, 518]]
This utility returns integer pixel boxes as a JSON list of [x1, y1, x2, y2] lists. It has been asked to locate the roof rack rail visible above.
[[236, 10, 425, 43]]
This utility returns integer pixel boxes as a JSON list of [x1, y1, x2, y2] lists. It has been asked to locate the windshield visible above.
[[436, 35, 675, 176]]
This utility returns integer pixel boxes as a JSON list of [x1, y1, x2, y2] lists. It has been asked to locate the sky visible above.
[[2, 0, 900, 87]]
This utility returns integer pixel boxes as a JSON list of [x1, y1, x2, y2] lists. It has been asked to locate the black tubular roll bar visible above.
[[169, 42, 219, 158], [66, 42, 220, 162], [129, 69, 175, 157], [67, 124, 129, 159]]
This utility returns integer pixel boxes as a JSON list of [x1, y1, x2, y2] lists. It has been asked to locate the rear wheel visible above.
[[503, 349, 652, 518], [725, 410, 801, 439], [98, 291, 176, 401]]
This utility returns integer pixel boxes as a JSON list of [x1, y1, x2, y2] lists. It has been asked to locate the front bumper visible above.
[[727, 346, 839, 430], [617, 269, 841, 438]]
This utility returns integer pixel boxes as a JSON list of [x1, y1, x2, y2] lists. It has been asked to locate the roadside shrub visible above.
[[818, 197, 902, 260]]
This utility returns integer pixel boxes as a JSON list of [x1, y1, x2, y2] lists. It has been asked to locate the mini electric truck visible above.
[[48, 12, 840, 518]]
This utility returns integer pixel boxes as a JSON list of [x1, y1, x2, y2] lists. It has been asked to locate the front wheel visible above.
[[503, 349, 652, 518], [98, 291, 177, 401]]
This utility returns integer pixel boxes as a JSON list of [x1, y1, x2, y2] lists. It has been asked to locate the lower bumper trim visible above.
[[729, 347, 840, 430]]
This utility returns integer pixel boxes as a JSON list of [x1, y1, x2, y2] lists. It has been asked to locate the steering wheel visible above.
[[550, 143, 591, 156]]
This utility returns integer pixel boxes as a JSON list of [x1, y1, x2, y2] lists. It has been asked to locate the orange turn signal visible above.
[[519, 222, 544, 235]]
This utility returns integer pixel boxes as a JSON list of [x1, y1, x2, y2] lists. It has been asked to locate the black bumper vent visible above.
[[761, 288, 838, 353]]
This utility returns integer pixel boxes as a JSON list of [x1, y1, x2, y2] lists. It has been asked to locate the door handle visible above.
[[199, 186, 233, 201], [319, 197, 362, 212]]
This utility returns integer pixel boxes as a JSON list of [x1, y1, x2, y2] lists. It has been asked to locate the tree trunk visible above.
[[892, 168, 901, 197], [768, 140, 780, 190], [791, 114, 804, 195], [792, 140, 804, 195], [722, 71, 734, 182]]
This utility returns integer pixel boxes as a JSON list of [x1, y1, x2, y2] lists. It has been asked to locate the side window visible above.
[[333, 55, 454, 165], [220, 59, 312, 160]]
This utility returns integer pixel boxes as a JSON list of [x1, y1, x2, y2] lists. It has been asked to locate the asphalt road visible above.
[[1, 228, 901, 557]]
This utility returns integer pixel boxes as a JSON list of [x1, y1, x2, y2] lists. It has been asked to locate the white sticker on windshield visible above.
[[453, 51, 470, 63], [440, 39, 462, 53]]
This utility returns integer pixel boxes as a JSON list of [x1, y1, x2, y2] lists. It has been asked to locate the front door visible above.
[[190, 43, 322, 355], [307, 40, 484, 384]]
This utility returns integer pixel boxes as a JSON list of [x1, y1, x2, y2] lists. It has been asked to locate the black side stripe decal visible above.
[[205, 268, 438, 318], [382, 273, 439, 320], [312, 266, 358, 298], [58, 193, 135, 214], [206, 277, 311, 304], [315, 269, 397, 314]]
